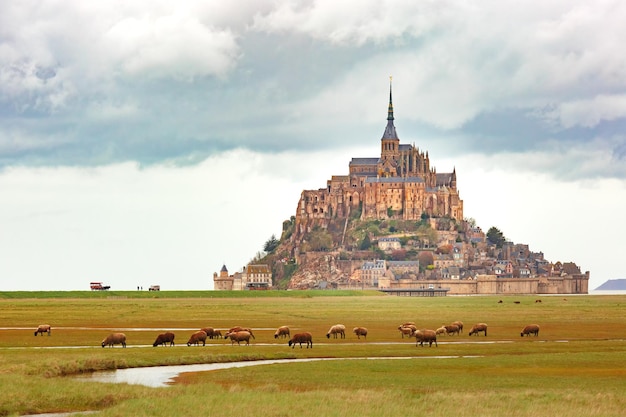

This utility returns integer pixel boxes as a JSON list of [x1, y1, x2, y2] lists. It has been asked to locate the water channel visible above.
[[75, 356, 481, 387]]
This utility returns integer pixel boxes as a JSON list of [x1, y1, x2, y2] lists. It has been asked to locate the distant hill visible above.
[[595, 279, 626, 290]]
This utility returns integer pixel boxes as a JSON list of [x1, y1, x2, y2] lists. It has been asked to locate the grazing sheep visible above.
[[225, 330, 252, 346], [521, 324, 540, 337], [274, 326, 290, 339], [326, 324, 346, 339], [469, 323, 488, 336], [289, 332, 313, 349], [535, 299, 542, 303], [401, 323, 418, 332], [444, 324, 460, 336], [414, 329, 438, 347], [187, 330, 207, 346], [34, 324, 51, 336], [498, 300, 503, 303], [153, 332, 175, 347], [514, 301, 521, 304], [201, 327, 222, 339], [435, 326, 447, 336], [398, 326, 415, 338], [452, 321, 464, 333], [228, 326, 255, 339], [102, 332, 126, 348], [353, 327, 368, 339]]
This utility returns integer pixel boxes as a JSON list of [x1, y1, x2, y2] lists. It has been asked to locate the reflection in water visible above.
[[77, 356, 481, 387]]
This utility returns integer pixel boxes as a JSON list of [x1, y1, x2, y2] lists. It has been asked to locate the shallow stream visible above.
[[75, 355, 481, 387]]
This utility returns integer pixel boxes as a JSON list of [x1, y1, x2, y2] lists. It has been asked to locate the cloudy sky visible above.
[[1, 1, 625, 291]]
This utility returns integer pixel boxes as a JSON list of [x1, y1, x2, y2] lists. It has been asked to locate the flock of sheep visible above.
[[33, 321, 541, 349]]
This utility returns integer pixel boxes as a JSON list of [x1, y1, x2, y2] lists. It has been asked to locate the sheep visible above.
[[326, 324, 346, 339], [353, 327, 368, 339], [289, 332, 313, 349], [452, 321, 464, 333], [229, 326, 255, 339], [414, 329, 438, 347], [102, 332, 126, 348], [201, 327, 222, 339], [225, 330, 252, 346], [469, 323, 488, 336], [435, 326, 447, 336], [34, 324, 51, 336], [521, 324, 540, 337], [401, 323, 418, 332], [274, 326, 290, 339], [444, 324, 460, 336], [535, 299, 542, 303], [398, 326, 415, 338], [187, 330, 207, 346], [153, 332, 175, 347]]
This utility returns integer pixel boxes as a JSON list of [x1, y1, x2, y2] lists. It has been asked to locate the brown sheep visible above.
[[444, 324, 460, 336], [452, 321, 464, 333], [228, 326, 255, 339], [401, 323, 418, 332], [289, 332, 313, 348], [414, 329, 438, 347], [535, 299, 542, 303], [187, 330, 207, 346], [201, 327, 222, 339], [34, 324, 51, 336], [353, 327, 368, 339], [225, 330, 252, 346], [102, 332, 126, 348], [435, 326, 447, 336], [274, 326, 290, 339], [326, 324, 346, 339], [153, 332, 175, 347], [469, 323, 488, 336], [521, 324, 540, 337], [398, 326, 415, 338]]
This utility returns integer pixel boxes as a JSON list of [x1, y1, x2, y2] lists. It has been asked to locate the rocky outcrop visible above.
[[288, 252, 349, 289]]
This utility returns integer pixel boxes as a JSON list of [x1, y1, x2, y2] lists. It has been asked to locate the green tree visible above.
[[263, 234, 280, 253], [486, 227, 506, 248], [359, 234, 372, 250]]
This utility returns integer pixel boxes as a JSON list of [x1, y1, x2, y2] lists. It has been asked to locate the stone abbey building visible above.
[[295, 82, 463, 238]]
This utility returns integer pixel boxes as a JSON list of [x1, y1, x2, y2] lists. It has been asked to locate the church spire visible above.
[[381, 76, 399, 140]]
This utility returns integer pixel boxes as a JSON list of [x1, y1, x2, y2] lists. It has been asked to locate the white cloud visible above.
[[104, 14, 240, 81], [554, 95, 626, 128]]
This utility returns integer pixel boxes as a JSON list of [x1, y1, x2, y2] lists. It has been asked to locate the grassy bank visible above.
[[1, 294, 625, 416], [0, 289, 379, 299]]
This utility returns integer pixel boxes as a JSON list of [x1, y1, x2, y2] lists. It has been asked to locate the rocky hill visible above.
[[261, 213, 467, 289]]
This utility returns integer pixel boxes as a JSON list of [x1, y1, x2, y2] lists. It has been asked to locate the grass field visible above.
[[0, 291, 625, 416]]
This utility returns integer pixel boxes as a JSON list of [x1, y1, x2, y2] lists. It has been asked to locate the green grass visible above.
[[0, 294, 625, 416]]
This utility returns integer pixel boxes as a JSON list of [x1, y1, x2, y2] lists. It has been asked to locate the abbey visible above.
[[296, 82, 463, 229]]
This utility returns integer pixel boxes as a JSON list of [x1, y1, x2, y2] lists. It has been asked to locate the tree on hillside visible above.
[[487, 227, 506, 248], [264, 234, 280, 253], [418, 251, 434, 269], [359, 234, 372, 250]]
